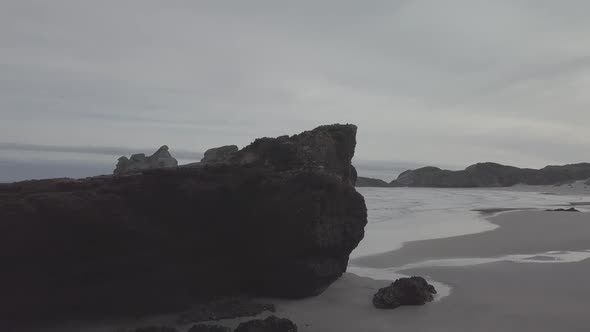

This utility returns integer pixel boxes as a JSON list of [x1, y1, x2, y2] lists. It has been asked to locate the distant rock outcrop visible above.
[[390, 162, 590, 187], [201, 145, 239, 164], [355, 176, 390, 187], [114, 145, 178, 175], [0, 124, 367, 324], [373, 276, 437, 309], [545, 208, 580, 212]]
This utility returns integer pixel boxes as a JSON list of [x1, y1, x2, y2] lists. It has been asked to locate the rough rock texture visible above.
[[201, 145, 239, 164], [114, 145, 178, 175], [188, 325, 231, 332], [229, 124, 358, 186], [391, 162, 590, 187], [234, 316, 297, 332], [355, 176, 390, 187], [0, 124, 367, 324], [372, 277, 437, 309]]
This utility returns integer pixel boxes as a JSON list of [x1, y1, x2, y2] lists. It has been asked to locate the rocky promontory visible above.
[[0, 124, 367, 325], [391, 162, 590, 187]]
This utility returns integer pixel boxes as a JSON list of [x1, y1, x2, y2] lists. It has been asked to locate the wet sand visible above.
[[353, 210, 590, 268]]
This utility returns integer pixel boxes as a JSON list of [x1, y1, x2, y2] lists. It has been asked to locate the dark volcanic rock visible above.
[[391, 162, 590, 187], [372, 276, 437, 309], [114, 145, 178, 175], [355, 176, 390, 187], [234, 316, 297, 332], [188, 324, 231, 332], [201, 145, 239, 164], [0, 124, 367, 324]]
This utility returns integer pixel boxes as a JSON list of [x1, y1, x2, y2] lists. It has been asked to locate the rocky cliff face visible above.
[[0, 124, 367, 324], [390, 162, 590, 187], [229, 125, 358, 186]]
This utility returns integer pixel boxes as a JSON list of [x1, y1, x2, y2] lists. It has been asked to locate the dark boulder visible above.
[[201, 145, 239, 164], [373, 276, 437, 309], [234, 316, 297, 332], [0, 124, 367, 324]]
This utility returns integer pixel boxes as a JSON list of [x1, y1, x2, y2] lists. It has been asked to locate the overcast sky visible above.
[[2, 0, 590, 168]]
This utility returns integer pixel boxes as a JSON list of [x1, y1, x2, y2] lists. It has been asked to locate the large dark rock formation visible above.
[[372, 276, 437, 309], [0, 124, 366, 325], [391, 162, 590, 187], [228, 124, 358, 186]]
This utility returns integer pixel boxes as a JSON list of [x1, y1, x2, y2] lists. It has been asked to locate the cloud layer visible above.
[[2, 0, 590, 167]]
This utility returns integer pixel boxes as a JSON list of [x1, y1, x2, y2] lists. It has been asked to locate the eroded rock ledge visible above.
[[0, 124, 367, 324]]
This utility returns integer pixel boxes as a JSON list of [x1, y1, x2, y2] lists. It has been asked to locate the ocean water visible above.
[[352, 187, 590, 259]]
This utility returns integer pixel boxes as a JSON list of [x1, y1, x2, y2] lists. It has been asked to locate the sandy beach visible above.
[[262, 209, 590, 331]]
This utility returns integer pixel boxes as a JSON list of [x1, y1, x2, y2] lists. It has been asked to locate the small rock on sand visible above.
[[373, 276, 437, 309]]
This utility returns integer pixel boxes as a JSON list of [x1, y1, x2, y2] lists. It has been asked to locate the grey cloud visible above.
[[1, 0, 590, 171], [0, 142, 202, 160]]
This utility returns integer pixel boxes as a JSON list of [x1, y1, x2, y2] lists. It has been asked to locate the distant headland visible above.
[[357, 162, 590, 188]]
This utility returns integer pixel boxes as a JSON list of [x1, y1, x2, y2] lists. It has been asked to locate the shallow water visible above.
[[351, 187, 589, 258]]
